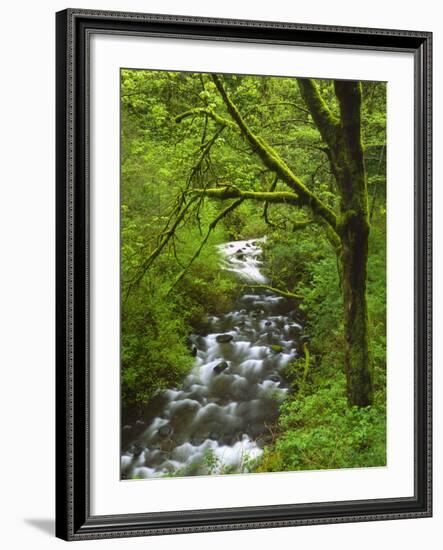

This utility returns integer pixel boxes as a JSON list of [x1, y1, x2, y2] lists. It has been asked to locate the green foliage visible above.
[[203, 448, 220, 474], [120, 67, 387, 473], [257, 380, 386, 472], [297, 249, 343, 350], [121, 285, 193, 409]]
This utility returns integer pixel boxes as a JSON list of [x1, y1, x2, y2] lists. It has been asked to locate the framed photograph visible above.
[[55, 8, 432, 541]]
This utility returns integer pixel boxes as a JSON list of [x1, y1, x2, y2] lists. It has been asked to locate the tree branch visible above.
[[127, 195, 199, 293], [168, 198, 244, 293], [242, 101, 310, 118], [188, 126, 225, 184], [244, 284, 302, 301], [175, 107, 236, 130], [262, 118, 314, 129], [263, 175, 279, 228], [297, 78, 341, 152], [211, 74, 338, 231], [190, 185, 302, 206]]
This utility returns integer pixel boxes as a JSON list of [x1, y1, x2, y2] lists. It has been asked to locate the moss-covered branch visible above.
[[175, 107, 237, 131], [297, 78, 341, 152], [127, 181, 305, 294], [244, 284, 302, 301], [190, 185, 302, 206], [211, 74, 338, 231]]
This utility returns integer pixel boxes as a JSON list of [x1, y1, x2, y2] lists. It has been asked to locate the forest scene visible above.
[[120, 69, 387, 480]]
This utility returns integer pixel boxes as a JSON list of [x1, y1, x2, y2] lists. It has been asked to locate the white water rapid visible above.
[[121, 238, 303, 479]]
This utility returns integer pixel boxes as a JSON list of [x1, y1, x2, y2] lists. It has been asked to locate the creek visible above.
[[121, 238, 303, 478]]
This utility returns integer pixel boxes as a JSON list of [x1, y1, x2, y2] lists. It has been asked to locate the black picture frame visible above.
[[55, 8, 432, 541]]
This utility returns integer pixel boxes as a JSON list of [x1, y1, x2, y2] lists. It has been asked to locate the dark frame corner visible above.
[[56, 8, 432, 541]]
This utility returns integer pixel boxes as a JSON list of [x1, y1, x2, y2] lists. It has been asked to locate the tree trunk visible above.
[[339, 212, 373, 406], [334, 81, 373, 406]]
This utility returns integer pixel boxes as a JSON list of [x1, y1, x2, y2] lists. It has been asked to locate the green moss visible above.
[[271, 344, 284, 353]]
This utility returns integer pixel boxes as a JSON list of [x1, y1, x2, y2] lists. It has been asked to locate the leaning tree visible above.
[[136, 74, 374, 407]]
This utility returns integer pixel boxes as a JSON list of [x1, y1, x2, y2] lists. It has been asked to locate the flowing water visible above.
[[121, 238, 303, 479]]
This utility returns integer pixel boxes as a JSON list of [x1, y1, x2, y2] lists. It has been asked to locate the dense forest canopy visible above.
[[121, 69, 387, 474]]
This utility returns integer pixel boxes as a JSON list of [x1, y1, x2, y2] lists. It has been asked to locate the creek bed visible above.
[[121, 238, 303, 478]]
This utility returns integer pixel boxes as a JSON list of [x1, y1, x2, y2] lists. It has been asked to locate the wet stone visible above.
[[132, 442, 144, 457], [216, 333, 234, 343], [191, 334, 207, 350], [213, 361, 229, 374], [158, 425, 173, 438]]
